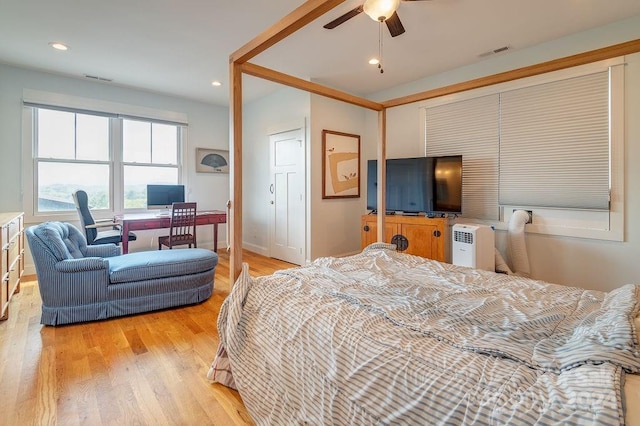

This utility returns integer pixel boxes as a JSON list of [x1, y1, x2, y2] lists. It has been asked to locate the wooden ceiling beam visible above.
[[230, 0, 346, 64], [383, 38, 640, 109]]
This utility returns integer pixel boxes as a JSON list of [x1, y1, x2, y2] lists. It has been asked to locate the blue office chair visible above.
[[72, 190, 137, 246]]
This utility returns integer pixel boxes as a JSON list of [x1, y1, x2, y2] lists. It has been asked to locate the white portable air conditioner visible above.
[[452, 224, 495, 271]]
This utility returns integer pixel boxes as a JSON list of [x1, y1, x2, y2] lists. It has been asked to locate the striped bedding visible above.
[[209, 244, 640, 425]]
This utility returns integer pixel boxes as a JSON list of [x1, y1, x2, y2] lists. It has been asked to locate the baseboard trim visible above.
[[242, 242, 268, 257]]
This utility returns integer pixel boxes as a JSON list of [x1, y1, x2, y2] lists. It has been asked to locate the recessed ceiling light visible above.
[[49, 42, 69, 51], [211, 81, 222, 87], [368, 58, 380, 65]]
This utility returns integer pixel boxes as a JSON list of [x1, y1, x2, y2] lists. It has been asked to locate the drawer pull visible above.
[[391, 234, 409, 251]]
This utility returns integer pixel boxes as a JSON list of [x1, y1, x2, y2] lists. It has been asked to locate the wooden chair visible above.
[[158, 202, 197, 250]]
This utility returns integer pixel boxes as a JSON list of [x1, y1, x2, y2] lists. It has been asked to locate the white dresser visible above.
[[1, 212, 25, 320]]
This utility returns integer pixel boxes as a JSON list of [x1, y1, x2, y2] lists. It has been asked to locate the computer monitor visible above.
[[146, 184, 185, 210]]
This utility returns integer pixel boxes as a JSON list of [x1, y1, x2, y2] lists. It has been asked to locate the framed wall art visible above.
[[196, 148, 229, 173], [322, 130, 360, 199]]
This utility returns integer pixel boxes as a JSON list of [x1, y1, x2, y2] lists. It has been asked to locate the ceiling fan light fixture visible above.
[[368, 58, 380, 65], [363, 0, 400, 22]]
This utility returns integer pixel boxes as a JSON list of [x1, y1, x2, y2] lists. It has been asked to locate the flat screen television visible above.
[[366, 155, 462, 215], [146, 184, 185, 210], [432, 155, 463, 213]]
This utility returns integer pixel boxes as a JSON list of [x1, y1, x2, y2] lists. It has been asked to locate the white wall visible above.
[[0, 63, 229, 271], [366, 16, 640, 291], [240, 85, 368, 263], [309, 95, 367, 260], [242, 85, 310, 257]]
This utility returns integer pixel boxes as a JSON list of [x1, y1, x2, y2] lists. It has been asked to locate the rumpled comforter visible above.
[[209, 244, 640, 425]]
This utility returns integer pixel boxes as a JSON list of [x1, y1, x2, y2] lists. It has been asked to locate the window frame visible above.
[[21, 91, 188, 223], [419, 57, 625, 241], [120, 118, 184, 211], [33, 108, 115, 213]]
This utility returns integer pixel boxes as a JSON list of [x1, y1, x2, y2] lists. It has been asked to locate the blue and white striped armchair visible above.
[[26, 222, 217, 326]]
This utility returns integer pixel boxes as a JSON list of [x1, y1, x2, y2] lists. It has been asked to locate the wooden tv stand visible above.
[[361, 214, 448, 262]]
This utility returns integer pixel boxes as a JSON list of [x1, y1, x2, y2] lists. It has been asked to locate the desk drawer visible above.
[[140, 220, 169, 229], [196, 215, 227, 224], [126, 219, 170, 230]]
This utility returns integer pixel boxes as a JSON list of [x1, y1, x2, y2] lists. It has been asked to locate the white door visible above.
[[269, 129, 305, 265]]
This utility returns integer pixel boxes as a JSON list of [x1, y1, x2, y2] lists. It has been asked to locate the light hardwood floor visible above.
[[0, 250, 295, 426]]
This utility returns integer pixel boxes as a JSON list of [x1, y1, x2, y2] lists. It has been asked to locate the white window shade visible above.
[[499, 71, 610, 210], [425, 94, 499, 220]]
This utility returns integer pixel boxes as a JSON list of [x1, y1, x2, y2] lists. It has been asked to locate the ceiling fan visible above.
[[323, 0, 432, 37]]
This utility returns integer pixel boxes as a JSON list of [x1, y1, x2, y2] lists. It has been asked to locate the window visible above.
[[31, 107, 184, 214], [424, 94, 499, 220], [422, 58, 624, 241], [499, 72, 610, 210], [35, 108, 111, 212], [122, 119, 180, 209]]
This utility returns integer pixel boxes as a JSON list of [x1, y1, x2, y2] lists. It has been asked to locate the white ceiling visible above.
[[1, 0, 640, 107]]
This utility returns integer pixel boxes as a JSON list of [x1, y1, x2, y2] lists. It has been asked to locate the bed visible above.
[[209, 243, 640, 425]]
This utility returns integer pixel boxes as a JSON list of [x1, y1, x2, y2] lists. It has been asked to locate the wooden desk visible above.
[[116, 211, 226, 254]]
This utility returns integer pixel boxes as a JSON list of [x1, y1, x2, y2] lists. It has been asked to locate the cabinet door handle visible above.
[[433, 229, 441, 238], [363, 225, 370, 232], [391, 234, 408, 251]]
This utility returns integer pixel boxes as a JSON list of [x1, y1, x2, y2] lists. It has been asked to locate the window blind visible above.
[[499, 71, 610, 210], [425, 94, 499, 220]]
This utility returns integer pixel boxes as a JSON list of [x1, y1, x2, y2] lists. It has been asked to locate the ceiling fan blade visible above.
[[323, 5, 364, 29], [385, 12, 405, 37]]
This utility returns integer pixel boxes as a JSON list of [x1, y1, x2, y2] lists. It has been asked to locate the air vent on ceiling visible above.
[[83, 74, 113, 82], [478, 45, 510, 58]]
